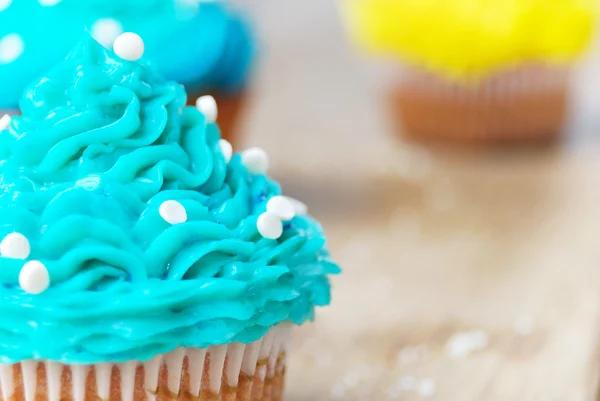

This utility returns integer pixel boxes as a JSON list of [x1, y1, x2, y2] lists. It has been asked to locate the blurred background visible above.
[[242, 1, 600, 400], [3, 0, 600, 399]]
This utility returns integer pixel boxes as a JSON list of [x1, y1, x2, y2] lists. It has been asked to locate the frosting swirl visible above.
[[0, 37, 339, 364]]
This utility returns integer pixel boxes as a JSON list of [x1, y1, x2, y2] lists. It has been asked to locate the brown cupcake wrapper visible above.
[[0, 323, 293, 401], [392, 65, 571, 142], [186, 92, 248, 147]]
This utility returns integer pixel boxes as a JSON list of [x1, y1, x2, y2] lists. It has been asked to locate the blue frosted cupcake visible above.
[[0, 0, 255, 142], [0, 34, 339, 401]]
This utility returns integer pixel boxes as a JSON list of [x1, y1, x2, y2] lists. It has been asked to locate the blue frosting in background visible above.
[[0, 0, 255, 109]]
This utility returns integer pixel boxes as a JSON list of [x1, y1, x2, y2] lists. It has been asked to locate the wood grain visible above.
[[243, 1, 600, 399]]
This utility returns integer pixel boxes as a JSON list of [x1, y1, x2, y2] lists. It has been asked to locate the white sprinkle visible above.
[[329, 383, 346, 400], [514, 315, 535, 336], [397, 345, 427, 366], [0, 33, 24, 64], [282, 196, 308, 215], [257, 212, 283, 240], [387, 376, 417, 399], [0, 0, 12, 11], [19, 260, 50, 294], [196, 95, 218, 123], [417, 378, 437, 398], [219, 139, 232, 163], [159, 200, 187, 225], [38, 0, 61, 5], [0, 114, 11, 131], [446, 330, 489, 359], [91, 18, 123, 49], [266, 196, 295, 221], [398, 376, 417, 391], [242, 147, 269, 175], [113, 32, 144, 61], [0, 233, 30, 260]]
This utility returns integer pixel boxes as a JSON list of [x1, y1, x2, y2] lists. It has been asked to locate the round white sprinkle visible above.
[[0, 33, 24, 64], [0, 114, 11, 131], [241, 147, 269, 175], [159, 200, 187, 225], [282, 196, 308, 215], [266, 196, 295, 221], [38, 0, 62, 5], [91, 18, 123, 49], [113, 32, 145, 61], [219, 139, 233, 163], [196, 95, 218, 123], [417, 378, 437, 398], [0, 233, 30, 260], [257, 212, 283, 240], [19, 260, 50, 294], [0, 0, 13, 11]]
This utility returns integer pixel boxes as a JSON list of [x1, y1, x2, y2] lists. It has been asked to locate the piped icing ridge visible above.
[[0, 36, 339, 364], [343, 0, 597, 79]]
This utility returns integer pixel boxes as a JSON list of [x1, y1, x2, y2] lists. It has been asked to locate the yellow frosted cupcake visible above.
[[343, 0, 597, 142]]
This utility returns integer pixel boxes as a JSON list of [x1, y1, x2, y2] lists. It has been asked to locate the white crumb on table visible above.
[[446, 330, 489, 359], [417, 378, 437, 397]]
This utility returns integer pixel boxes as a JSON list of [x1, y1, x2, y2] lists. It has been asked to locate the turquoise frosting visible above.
[[0, 0, 254, 109], [0, 37, 339, 364]]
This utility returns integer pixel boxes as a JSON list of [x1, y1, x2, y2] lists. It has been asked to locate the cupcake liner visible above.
[[391, 64, 572, 142], [186, 91, 248, 146], [0, 323, 293, 401]]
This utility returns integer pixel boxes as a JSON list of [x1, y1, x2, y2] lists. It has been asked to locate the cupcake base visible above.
[[0, 323, 292, 401], [187, 92, 248, 146], [391, 65, 570, 143]]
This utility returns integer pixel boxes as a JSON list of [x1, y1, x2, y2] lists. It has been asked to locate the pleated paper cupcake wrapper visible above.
[[392, 65, 571, 142], [0, 322, 293, 401]]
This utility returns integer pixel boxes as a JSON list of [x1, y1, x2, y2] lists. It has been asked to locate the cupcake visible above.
[[0, 0, 255, 144], [343, 0, 597, 142], [0, 34, 339, 401]]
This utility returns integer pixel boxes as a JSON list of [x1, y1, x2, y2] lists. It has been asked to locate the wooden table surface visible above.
[[242, 1, 600, 400]]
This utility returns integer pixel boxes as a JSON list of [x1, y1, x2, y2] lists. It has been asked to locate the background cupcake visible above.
[[0, 0, 255, 144], [0, 34, 339, 401], [342, 0, 598, 143]]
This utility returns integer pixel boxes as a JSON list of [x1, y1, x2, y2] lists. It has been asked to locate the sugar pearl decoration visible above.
[[242, 147, 269, 175], [0, 233, 30, 259], [0, 114, 11, 131], [219, 139, 233, 163], [0, 33, 24, 64], [113, 32, 144, 61], [159, 200, 187, 225], [283, 196, 308, 215], [19, 260, 50, 294], [196, 95, 218, 123], [91, 18, 123, 49], [0, 0, 12, 12], [257, 212, 283, 240], [266, 196, 295, 221]]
